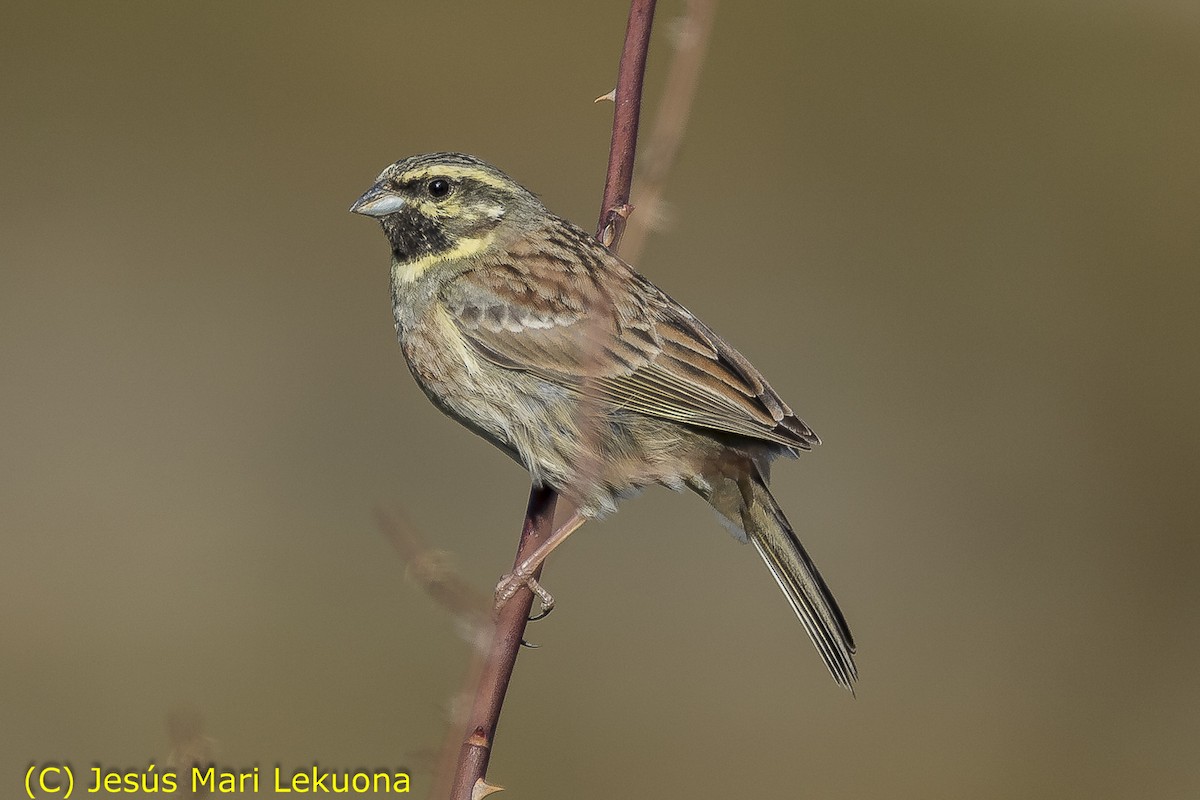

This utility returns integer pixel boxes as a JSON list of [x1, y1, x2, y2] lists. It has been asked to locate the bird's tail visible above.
[[700, 472, 858, 691]]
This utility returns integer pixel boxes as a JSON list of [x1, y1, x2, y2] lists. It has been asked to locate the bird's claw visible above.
[[494, 570, 555, 621]]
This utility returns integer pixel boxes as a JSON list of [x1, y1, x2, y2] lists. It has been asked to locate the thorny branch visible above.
[[448, 4, 657, 798], [451, 3, 657, 796], [447, 487, 559, 800], [596, 0, 658, 252], [376, 1, 719, 796]]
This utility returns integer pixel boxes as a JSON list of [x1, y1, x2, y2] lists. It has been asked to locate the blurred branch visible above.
[[165, 706, 214, 799], [376, 509, 490, 797], [620, 0, 717, 264], [376, 508, 488, 638]]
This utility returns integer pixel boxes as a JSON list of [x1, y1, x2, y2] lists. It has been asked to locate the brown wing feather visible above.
[[442, 242, 818, 451]]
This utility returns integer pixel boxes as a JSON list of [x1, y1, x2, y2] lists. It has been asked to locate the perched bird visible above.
[[351, 153, 857, 689]]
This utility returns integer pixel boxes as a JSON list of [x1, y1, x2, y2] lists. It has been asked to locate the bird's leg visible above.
[[494, 510, 588, 619]]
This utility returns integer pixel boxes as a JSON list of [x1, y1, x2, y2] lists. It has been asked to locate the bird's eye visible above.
[[427, 178, 452, 198]]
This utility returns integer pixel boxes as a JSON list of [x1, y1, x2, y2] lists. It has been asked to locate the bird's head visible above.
[[351, 152, 546, 279]]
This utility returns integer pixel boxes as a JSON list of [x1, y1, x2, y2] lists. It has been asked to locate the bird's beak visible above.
[[350, 185, 405, 217]]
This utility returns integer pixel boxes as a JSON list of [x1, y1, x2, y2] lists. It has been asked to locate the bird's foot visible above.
[[494, 570, 555, 621]]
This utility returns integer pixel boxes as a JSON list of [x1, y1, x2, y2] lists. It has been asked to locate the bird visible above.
[[351, 152, 857, 690]]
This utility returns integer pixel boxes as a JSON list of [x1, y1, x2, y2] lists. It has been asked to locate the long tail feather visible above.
[[702, 474, 858, 690]]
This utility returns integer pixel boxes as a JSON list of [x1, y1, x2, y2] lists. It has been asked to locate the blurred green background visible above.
[[3, 2, 1198, 798]]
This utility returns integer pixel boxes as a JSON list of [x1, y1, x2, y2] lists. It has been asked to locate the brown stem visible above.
[[597, 0, 658, 250], [446, 2, 658, 798], [447, 486, 557, 800]]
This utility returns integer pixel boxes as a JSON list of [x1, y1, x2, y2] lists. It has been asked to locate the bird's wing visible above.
[[442, 253, 817, 450]]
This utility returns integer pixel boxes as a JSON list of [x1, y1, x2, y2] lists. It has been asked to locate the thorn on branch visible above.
[[472, 779, 505, 800]]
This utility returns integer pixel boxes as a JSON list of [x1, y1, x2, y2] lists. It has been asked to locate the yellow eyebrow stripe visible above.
[[400, 164, 514, 193]]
